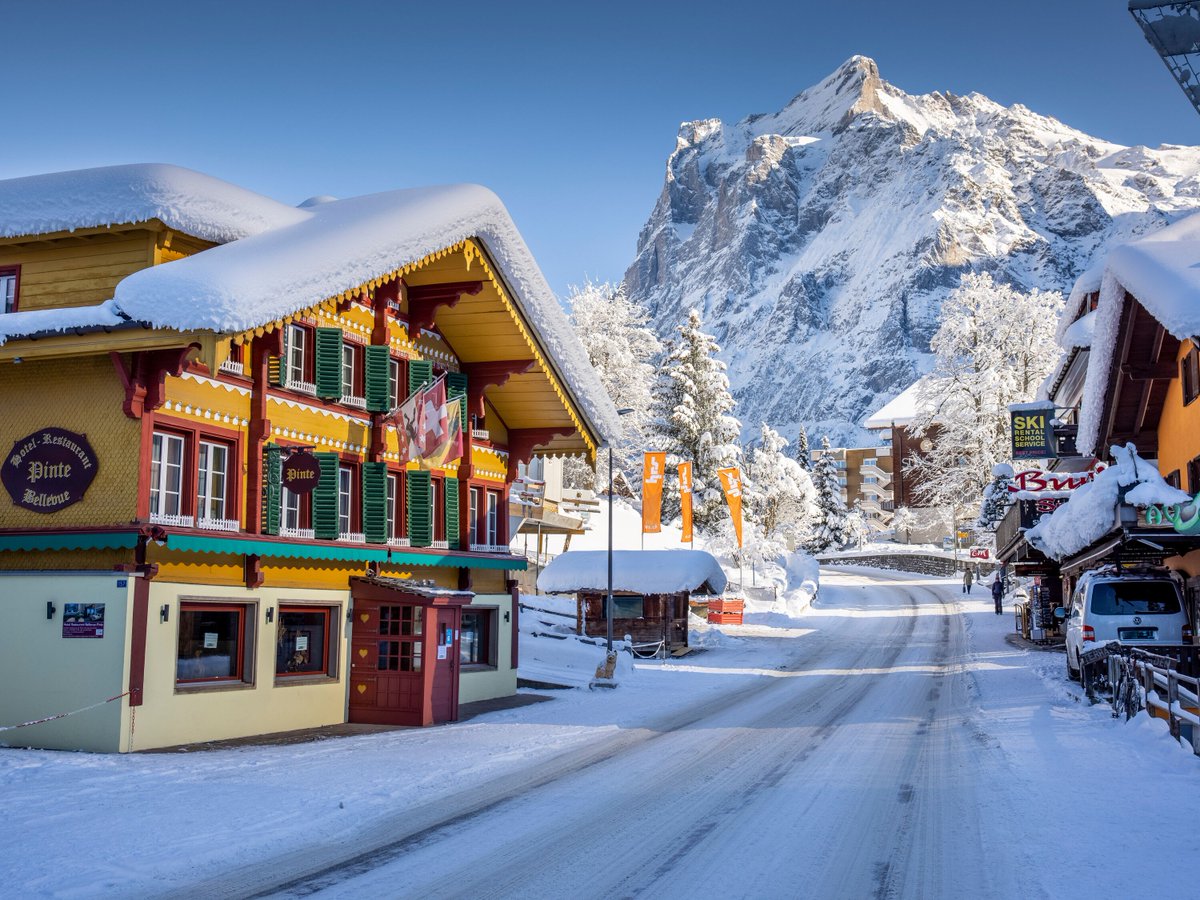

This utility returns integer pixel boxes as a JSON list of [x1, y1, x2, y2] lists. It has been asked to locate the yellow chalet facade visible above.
[[0, 164, 616, 752]]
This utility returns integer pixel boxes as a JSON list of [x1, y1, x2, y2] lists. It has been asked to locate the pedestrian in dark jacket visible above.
[[991, 576, 1004, 615], [962, 566, 974, 594]]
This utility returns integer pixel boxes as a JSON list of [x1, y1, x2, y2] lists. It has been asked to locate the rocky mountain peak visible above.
[[625, 61, 1200, 446]]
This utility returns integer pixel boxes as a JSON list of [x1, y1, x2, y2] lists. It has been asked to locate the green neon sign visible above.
[[1144, 495, 1200, 535]]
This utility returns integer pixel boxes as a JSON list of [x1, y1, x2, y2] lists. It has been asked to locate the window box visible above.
[[430, 540, 450, 550], [340, 531, 366, 544], [176, 601, 255, 686], [284, 376, 318, 396], [281, 526, 316, 539], [387, 536, 411, 548], [197, 517, 241, 532], [218, 358, 245, 377], [150, 512, 194, 527], [340, 394, 367, 409]]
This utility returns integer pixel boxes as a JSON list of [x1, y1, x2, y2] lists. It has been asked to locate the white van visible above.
[[1061, 570, 1192, 680]]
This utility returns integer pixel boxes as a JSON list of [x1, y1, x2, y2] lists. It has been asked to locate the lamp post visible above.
[[606, 408, 636, 656]]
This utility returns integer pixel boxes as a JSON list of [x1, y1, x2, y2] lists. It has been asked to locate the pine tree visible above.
[[976, 463, 1015, 531], [564, 280, 662, 490], [891, 506, 918, 544], [794, 425, 812, 472], [653, 309, 742, 530], [746, 423, 817, 546], [805, 436, 850, 552]]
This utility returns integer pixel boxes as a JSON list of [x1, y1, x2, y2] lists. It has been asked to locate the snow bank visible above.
[[1026, 444, 1191, 560], [0, 163, 307, 243], [537, 549, 727, 595]]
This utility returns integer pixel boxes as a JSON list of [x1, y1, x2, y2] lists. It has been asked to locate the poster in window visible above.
[[204, 632, 219, 649], [62, 602, 105, 638]]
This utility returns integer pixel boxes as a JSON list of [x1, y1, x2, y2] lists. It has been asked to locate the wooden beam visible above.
[[1120, 361, 1178, 380], [407, 281, 483, 333], [462, 359, 536, 419]]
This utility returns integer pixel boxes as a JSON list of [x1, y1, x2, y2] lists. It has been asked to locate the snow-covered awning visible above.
[[537, 550, 728, 595], [1025, 444, 1190, 561]]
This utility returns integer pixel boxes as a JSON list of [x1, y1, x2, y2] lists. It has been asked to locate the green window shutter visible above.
[[315, 328, 343, 399], [313, 452, 340, 540], [269, 327, 290, 387], [444, 478, 460, 547], [362, 462, 388, 544], [262, 444, 282, 535], [446, 371, 468, 430], [365, 345, 392, 413], [408, 359, 433, 397], [407, 470, 432, 548]]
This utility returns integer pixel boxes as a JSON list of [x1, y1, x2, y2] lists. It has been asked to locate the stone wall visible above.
[[817, 552, 998, 580]]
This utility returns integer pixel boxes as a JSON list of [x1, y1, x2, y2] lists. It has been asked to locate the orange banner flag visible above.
[[717, 466, 744, 548], [642, 452, 666, 533], [678, 461, 693, 544]]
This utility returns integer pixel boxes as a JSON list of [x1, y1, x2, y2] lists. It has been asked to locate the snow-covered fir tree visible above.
[[805, 437, 850, 552], [844, 502, 870, 550], [906, 272, 1063, 518], [653, 309, 742, 530], [976, 463, 1016, 531], [746, 423, 817, 547], [891, 506, 918, 544], [563, 280, 662, 490], [794, 425, 812, 472]]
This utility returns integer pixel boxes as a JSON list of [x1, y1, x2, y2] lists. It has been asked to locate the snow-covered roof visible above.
[[537, 550, 728, 595], [0, 167, 620, 442], [1026, 444, 1190, 560], [1105, 210, 1200, 341], [863, 378, 930, 429], [1061, 309, 1097, 350], [0, 163, 307, 244], [1057, 263, 1105, 343]]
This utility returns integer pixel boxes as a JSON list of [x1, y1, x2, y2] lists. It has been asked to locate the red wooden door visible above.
[[431, 607, 460, 724], [349, 601, 425, 725]]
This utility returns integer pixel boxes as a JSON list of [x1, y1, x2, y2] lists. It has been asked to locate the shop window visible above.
[[0, 266, 19, 313], [604, 594, 645, 619], [176, 602, 254, 685], [276, 606, 336, 678], [461, 608, 497, 667], [197, 440, 232, 523], [150, 431, 187, 519], [1182, 343, 1200, 407]]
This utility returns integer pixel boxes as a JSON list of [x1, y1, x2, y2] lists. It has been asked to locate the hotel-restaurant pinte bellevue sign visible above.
[[3, 428, 99, 513], [282, 450, 321, 494]]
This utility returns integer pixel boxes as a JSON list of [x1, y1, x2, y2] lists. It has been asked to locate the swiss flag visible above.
[[421, 378, 449, 453]]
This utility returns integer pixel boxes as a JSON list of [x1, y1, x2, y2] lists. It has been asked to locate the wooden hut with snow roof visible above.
[[0, 164, 617, 752], [536, 550, 727, 655]]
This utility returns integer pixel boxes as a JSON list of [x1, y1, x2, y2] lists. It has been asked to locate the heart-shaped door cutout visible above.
[[358, 648, 368, 659], [356, 683, 366, 694], [360, 613, 369, 623]]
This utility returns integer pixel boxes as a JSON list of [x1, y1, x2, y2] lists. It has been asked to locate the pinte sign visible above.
[[282, 450, 321, 494], [3, 428, 99, 513]]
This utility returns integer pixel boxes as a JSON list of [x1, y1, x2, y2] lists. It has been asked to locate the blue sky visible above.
[[4, 0, 1199, 298]]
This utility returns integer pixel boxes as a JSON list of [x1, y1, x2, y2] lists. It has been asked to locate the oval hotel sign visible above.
[[3, 428, 99, 513]]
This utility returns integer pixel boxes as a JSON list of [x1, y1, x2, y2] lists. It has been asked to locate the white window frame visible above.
[[0, 271, 16, 314], [486, 491, 499, 546], [286, 324, 308, 386], [341, 342, 360, 397], [150, 432, 186, 518], [386, 473, 397, 539], [338, 466, 353, 536], [282, 485, 302, 532], [469, 486, 482, 545], [197, 441, 229, 522], [389, 358, 401, 410]]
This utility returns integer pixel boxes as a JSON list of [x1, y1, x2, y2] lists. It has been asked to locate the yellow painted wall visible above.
[[1156, 340, 1200, 490], [0, 572, 133, 753], [131, 581, 351, 751], [0, 355, 141, 528], [0, 231, 155, 311], [458, 592, 518, 704]]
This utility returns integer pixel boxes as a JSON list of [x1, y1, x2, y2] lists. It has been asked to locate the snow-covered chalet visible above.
[[0, 164, 616, 752]]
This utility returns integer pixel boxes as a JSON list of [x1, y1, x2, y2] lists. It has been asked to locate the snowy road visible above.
[[7, 566, 1200, 900], [191, 569, 1022, 899]]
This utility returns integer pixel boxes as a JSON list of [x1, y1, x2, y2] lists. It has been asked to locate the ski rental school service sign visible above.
[[1010, 402, 1055, 460], [3, 428, 99, 513]]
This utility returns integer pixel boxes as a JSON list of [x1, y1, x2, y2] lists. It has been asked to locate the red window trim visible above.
[[337, 458, 361, 534], [0, 265, 20, 313], [176, 602, 248, 684], [275, 605, 333, 678], [147, 416, 244, 525], [431, 474, 445, 542], [387, 467, 406, 539]]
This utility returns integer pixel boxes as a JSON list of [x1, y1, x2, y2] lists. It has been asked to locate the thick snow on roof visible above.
[[537, 550, 728, 595], [0, 303, 128, 343], [1076, 271, 1131, 456], [1057, 262, 1105, 343], [112, 182, 619, 440], [1061, 309, 1097, 350], [863, 377, 929, 429], [0, 164, 307, 243], [1105, 210, 1200, 341], [1026, 444, 1190, 560]]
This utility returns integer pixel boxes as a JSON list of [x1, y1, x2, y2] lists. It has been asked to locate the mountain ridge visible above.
[[623, 56, 1200, 446]]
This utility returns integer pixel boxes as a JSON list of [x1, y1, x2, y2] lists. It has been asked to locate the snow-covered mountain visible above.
[[624, 56, 1200, 446]]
